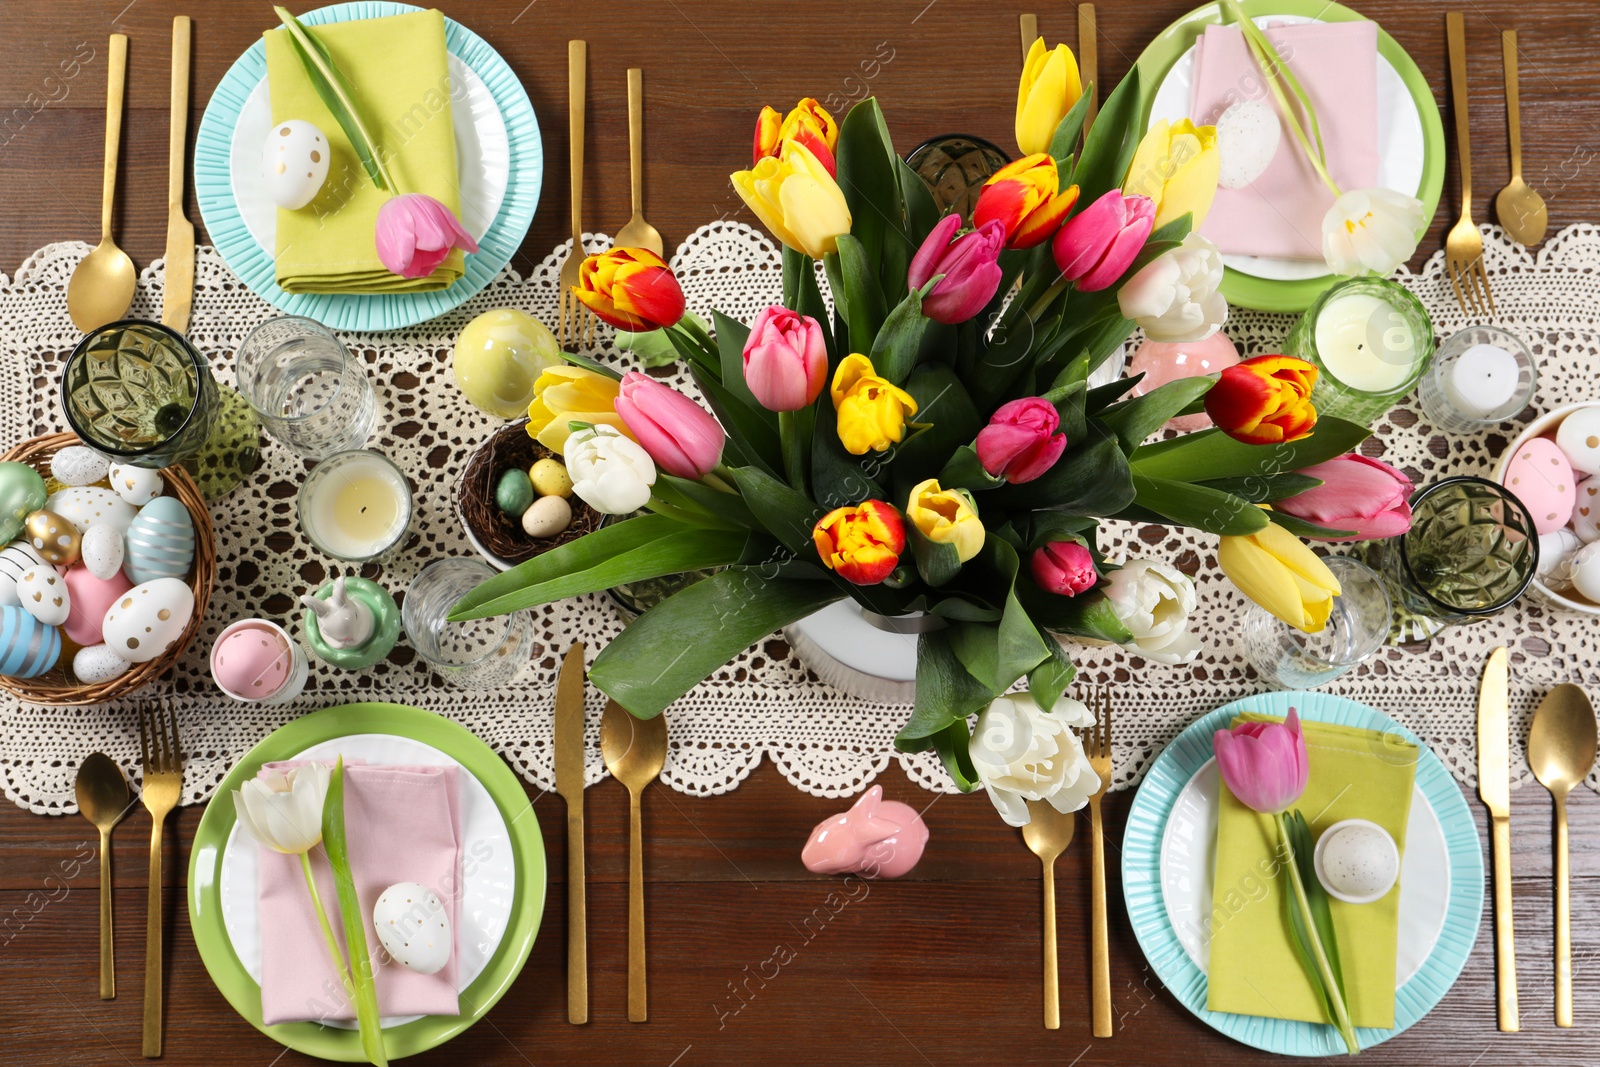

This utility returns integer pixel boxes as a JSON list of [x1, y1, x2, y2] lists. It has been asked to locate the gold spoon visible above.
[[613, 68, 664, 257], [1527, 684, 1597, 1028], [1020, 799, 1075, 1029], [600, 698, 668, 1022], [1494, 29, 1548, 246], [67, 34, 136, 333], [75, 752, 132, 1000]]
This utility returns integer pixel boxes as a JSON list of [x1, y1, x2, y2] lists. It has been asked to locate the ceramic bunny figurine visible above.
[[299, 576, 375, 650], [801, 785, 929, 878]]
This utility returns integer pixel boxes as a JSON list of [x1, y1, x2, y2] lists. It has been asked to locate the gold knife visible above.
[[162, 16, 194, 334], [1478, 646, 1519, 1032], [553, 641, 589, 1025]]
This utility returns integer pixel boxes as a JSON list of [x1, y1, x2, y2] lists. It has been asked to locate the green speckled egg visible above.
[[495, 469, 535, 517]]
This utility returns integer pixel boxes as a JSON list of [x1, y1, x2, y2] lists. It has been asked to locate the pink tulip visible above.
[[1212, 707, 1309, 815], [907, 215, 1006, 325], [1276, 455, 1413, 542], [374, 193, 480, 279], [741, 306, 829, 411], [1031, 541, 1098, 596], [1051, 190, 1155, 292], [613, 371, 725, 479], [975, 397, 1066, 483]]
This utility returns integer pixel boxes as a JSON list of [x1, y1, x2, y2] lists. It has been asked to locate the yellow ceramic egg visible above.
[[451, 309, 561, 418], [530, 457, 573, 498], [25, 509, 81, 566]]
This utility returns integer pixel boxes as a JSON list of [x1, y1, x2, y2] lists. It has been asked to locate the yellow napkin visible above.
[[1206, 715, 1417, 1029], [263, 9, 464, 293]]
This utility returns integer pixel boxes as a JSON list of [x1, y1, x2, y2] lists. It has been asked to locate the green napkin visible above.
[[263, 9, 464, 293], [1206, 714, 1417, 1029]]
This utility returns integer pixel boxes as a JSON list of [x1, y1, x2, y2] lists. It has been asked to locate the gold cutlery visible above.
[[66, 33, 136, 332], [613, 68, 664, 258], [558, 41, 594, 349], [1527, 684, 1597, 1028], [1079, 4, 1098, 131], [162, 17, 195, 334], [1477, 646, 1519, 1032], [1444, 12, 1495, 317], [75, 753, 131, 1000], [1019, 14, 1038, 63], [600, 699, 669, 1022], [553, 641, 589, 1024], [1082, 689, 1113, 1038], [137, 708, 183, 1058], [1494, 30, 1548, 247], [1021, 798, 1075, 1029]]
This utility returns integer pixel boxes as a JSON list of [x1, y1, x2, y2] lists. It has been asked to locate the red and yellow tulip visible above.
[[830, 354, 919, 455], [813, 499, 906, 585], [972, 153, 1079, 250], [753, 97, 840, 177], [1203, 355, 1319, 445], [572, 247, 685, 332]]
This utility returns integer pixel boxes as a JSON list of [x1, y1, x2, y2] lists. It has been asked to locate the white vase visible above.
[[784, 602, 944, 704]]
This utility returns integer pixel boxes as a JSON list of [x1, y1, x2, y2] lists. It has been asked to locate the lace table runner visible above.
[[4, 222, 1598, 816]]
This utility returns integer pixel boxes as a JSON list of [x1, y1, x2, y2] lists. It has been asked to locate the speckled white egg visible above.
[[72, 643, 131, 685], [521, 493, 571, 538], [1568, 541, 1600, 604], [262, 119, 330, 210], [372, 881, 451, 975], [123, 497, 195, 584], [107, 463, 163, 507], [1555, 406, 1600, 476], [101, 577, 193, 664], [46, 487, 137, 535], [50, 446, 109, 488], [1316, 820, 1399, 903], [79, 523, 124, 582], [0, 540, 45, 607], [1538, 527, 1583, 583], [16, 565, 69, 626], [1215, 98, 1281, 190]]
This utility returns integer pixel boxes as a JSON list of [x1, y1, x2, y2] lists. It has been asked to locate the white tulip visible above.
[[1102, 558, 1200, 666], [1117, 232, 1228, 344], [565, 424, 658, 515], [970, 692, 1101, 828], [1321, 187, 1426, 277], [232, 762, 330, 855]]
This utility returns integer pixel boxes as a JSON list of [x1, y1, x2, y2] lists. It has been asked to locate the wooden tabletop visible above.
[[2, 2, 1599, 1064]]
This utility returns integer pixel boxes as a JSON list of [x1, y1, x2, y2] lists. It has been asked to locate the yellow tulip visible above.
[[1218, 523, 1343, 634], [730, 140, 853, 259], [526, 365, 632, 454], [1016, 38, 1084, 157], [1122, 118, 1221, 230], [829, 354, 918, 455], [906, 479, 985, 563]]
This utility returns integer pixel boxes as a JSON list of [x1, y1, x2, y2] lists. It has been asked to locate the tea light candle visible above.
[[298, 450, 413, 561], [1443, 343, 1520, 416], [1313, 291, 1423, 393]]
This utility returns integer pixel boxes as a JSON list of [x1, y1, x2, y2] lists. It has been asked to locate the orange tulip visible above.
[[572, 247, 685, 332], [752, 98, 840, 177], [972, 153, 1079, 250], [812, 499, 906, 585], [1203, 355, 1320, 445]]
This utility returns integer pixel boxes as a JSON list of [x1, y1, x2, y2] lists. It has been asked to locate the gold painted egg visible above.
[[25, 509, 81, 566]]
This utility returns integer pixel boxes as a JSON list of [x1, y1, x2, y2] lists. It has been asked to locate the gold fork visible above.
[[1445, 12, 1495, 317], [1082, 688, 1113, 1038], [1021, 798, 1074, 1029], [558, 40, 595, 349], [137, 707, 183, 1059]]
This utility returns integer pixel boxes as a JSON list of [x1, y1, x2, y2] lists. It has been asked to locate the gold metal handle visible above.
[[1080, 5, 1098, 131], [568, 41, 586, 253], [1041, 856, 1059, 1030], [168, 18, 190, 212], [1090, 798, 1111, 1037], [566, 804, 588, 1024], [98, 827, 114, 1000], [1490, 814, 1520, 1031], [627, 68, 645, 219], [1018, 14, 1038, 63], [1501, 30, 1522, 180], [1446, 12, 1473, 218], [143, 818, 163, 1057], [101, 34, 128, 244], [627, 788, 647, 1022], [1554, 793, 1572, 1027]]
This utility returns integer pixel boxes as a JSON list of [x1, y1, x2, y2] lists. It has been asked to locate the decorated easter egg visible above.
[[0, 462, 48, 544], [1502, 437, 1576, 534], [50, 446, 109, 488], [123, 497, 195, 584], [80, 523, 125, 581], [1573, 477, 1600, 543], [72, 643, 132, 684], [530, 457, 573, 498], [451, 309, 561, 418], [1538, 527, 1583, 581], [16, 565, 68, 626], [47, 486, 137, 534], [372, 882, 452, 975], [521, 493, 571, 538], [101, 578, 194, 664], [1128, 332, 1242, 433], [63, 567, 132, 647], [0, 540, 45, 607], [107, 463, 163, 506], [25, 509, 81, 566], [1555, 406, 1600, 476], [1569, 541, 1600, 603], [495, 469, 534, 517], [262, 119, 330, 210], [0, 605, 60, 678], [211, 624, 293, 698], [1215, 99, 1281, 190]]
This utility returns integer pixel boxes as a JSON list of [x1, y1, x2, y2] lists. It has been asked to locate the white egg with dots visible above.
[[262, 119, 330, 210], [371, 881, 451, 975]]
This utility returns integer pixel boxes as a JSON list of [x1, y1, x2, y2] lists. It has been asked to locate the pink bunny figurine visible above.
[[801, 785, 929, 878]]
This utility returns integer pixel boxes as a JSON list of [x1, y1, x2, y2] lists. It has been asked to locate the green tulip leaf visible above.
[[896, 157, 943, 246], [1265, 511, 1359, 541], [653, 474, 758, 528], [1199, 472, 1324, 503], [1129, 417, 1372, 482], [1067, 65, 1141, 205], [1048, 86, 1096, 172], [1027, 631, 1078, 713], [810, 400, 884, 510], [710, 309, 772, 424], [323, 758, 389, 1066], [1019, 586, 1135, 644], [834, 235, 888, 354], [907, 519, 964, 588], [692, 365, 784, 477], [1127, 475, 1271, 535], [870, 278, 939, 385], [895, 628, 997, 747], [559, 350, 624, 381], [937, 445, 1006, 494], [783, 247, 837, 364], [889, 364, 982, 495], [837, 98, 911, 305], [990, 421, 1136, 516], [1085, 373, 1146, 414], [1099, 376, 1217, 452], [930, 719, 983, 793], [926, 595, 1003, 623]]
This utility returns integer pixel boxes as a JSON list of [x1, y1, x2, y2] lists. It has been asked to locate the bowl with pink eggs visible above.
[[1492, 402, 1600, 615]]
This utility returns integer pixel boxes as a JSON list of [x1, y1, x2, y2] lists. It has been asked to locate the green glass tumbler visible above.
[[61, 320, 217, 469]]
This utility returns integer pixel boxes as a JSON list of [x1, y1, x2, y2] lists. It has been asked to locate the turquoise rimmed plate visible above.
[[1121, 690, 1483, 1056]]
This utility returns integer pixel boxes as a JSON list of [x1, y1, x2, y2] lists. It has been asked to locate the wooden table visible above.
[[2, 1, 1598, 1064]]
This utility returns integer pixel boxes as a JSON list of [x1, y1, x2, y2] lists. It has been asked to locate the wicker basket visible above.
[[0, 433, 216, 705]]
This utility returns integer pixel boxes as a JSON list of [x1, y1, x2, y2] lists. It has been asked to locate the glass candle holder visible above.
[[904, 135, 1011, 217], [1283, 277, 1435, 425], [403, 557, 534, 689], [1240, 555, 1392, 688], [62, 319, 218, 469], [298, 450, 413, 562], [1417, 326, 1538, 432], [235, 315, 376, 460]]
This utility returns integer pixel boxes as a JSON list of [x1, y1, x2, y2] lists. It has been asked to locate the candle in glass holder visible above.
[[1283, 278, 1434, 424], [1417, 326, 1537, 432], [298, 450, 412, 561]]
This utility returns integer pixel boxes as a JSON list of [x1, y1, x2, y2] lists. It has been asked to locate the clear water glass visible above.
[[403, 558, 533, 689], [1240, 556, 1392, 688], [235, 316, 376, 459], [62, 319, 218, 469], [1417, 325, 1538, 432]]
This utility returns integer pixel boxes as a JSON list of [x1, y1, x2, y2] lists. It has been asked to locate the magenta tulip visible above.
[[613, 372, 725, 479], [907, 214, 1006, 325], [1276, 455, 1413, 542], [374, 193, 480, 279], [1212, 708, 1310, 815], [1051, 190, 1155, 292], [742, 305, 829, 412], [1031, 541, 1098, 596], [976, 397, 1066, 483]]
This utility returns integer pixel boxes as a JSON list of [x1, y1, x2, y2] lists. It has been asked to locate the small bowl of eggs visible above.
[[456, 420, 601, 572], [1493, 402, 1600, 615]]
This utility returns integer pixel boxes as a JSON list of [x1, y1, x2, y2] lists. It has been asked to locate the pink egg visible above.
[[212, 625, 293, 698], [1503, 436, 1576, 534], [62, 565, 133, 647], [1127, 332, 1241, 432]]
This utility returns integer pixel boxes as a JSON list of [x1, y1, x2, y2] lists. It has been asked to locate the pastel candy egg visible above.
[[50, 446, 109, 487], [530, 457, 573, 498], [1215, 98, 1282, 190], [107, 463, 163, 506], [1502, 437, 1575, 534], [495, 469, 534, 517], [16, 566, 69, 626], [1555, 406, 1600, 476], [101, 578, 194, 664], [1569, 541, 1600, 604], [63, 567, 132, 647], [211, 625, 292, 699], [123, 497, 196, 584], [1572, 477, 1600, 543], [72, 643, 131, 685], [372, 881, 452, 975], [521, 493, 571, 538], [1538, 527, 1583, 581], [0, 605, 60, 678], [262, 119, 330, 210], [80, 523, 125, 581], [0, 461, 47, 544], [46, 487, 137, 535], [0, 540, 45, 607]]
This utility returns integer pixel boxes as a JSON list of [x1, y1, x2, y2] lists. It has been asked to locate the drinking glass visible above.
[[1240, 556, 1392, 688], [403, 558, 534, 689], [1416, 325, 1538, 433], [62, 320, 218, 469], [234, 316, 376, 459]]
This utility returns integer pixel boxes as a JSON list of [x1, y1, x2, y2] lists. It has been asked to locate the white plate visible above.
[[1159, 758, 1450, 986], [1149, 14, 1425, 281], [218, 732, 516, 1029], [229, 52, 510, 253]]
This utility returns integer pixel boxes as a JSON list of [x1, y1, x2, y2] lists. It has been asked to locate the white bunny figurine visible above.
[[299, 576, 375, 650]]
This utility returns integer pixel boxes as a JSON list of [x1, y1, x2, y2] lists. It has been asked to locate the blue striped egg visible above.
[[0, 605, 60, 678], [123, 497, 195, 585]]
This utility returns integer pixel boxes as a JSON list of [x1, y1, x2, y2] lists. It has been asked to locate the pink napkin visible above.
[[1190, 21, 1379, 259], [256, 762, 462, 1025]]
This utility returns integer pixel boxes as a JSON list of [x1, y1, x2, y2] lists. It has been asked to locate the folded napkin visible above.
[[257, 762, 463, 1024], [1190, 21, 1379, 260], [263, 9, 465, 293], [1206, 715, 1417, 1029]]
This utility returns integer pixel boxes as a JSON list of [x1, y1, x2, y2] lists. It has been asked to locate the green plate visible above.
[[1131, 0, 1446, 312], [187, 703, 546, 1062]]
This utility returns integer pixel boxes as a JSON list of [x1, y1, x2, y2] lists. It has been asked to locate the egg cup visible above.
[[211, 618, 309, 705], [1313, 818, 1400, 905]]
